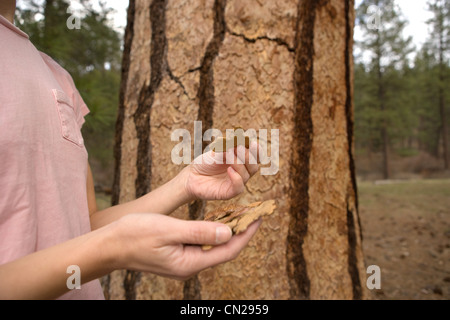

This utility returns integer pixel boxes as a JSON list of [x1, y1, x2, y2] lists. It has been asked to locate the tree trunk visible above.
[[375, 46, 390, 179], [438, 17, 449, 169], [381, 126, 390, 179], [378, 71, 389, 179], [439, 99, 448, 169], [106, 0, 367, 300]]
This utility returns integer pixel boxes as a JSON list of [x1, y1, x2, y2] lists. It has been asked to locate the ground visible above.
[[95, 178, 450, 300], [358, 179, 450, 300]]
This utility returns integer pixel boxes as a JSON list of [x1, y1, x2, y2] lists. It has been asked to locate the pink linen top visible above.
[[0, 14, 104, 299]]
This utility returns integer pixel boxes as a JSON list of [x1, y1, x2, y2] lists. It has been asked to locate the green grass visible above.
[[396, 148, 420, 157], [358, 179, 450, 196], [358, 179, 450, 216]]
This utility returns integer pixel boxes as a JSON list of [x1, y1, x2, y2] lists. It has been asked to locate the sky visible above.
[[354, 0, 434, 50], [105, 0, 434, 52], [395, 0, 434, 48]]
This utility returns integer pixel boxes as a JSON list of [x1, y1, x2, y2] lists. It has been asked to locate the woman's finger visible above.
[[235, 144, 259, 177], [168, 218, 233, 246], [226, 166, 245, 196], [181, 218, 262, 273]]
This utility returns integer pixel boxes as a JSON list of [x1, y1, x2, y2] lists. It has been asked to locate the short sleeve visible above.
[[38, 51, 90, 129]]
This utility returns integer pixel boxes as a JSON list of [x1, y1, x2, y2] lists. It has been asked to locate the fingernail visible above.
[[216, 225, 232, 244]]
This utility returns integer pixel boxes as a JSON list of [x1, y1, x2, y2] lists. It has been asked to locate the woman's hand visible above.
[[180, 142, 259, 201], [113, 212, 261, 280], [90, 142, 259, 231], [0, 210, 261, 299]]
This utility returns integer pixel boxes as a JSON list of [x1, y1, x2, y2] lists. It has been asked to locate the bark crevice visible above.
[[166, 66, 192, 99], [346, 206, 362, 299], [286, 0, 317, 300], [111, 0, 136, 207], [344, 0, 363, 300], [226, 29, 294, 52]]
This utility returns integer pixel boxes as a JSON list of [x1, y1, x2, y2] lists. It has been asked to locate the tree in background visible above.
[[425, 0, 450, 169], [356, 0, 414, 179], [15, 0, 122, 185], [411, 44, 442, 157], [355, 0, 450, 177]]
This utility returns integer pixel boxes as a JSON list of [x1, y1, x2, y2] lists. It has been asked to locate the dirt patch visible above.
[[358, 179, 450, 300]]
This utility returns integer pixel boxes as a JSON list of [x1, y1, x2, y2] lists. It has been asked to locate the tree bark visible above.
[[106, 0, 367, 300]]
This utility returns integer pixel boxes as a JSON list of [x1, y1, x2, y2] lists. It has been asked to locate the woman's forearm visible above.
[[89, 168, 192, 230], [0, 209, 259, 299], [0, 222, 118, 299]]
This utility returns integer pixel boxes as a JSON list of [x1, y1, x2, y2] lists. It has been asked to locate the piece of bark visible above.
[[202, 200, 276, 250]]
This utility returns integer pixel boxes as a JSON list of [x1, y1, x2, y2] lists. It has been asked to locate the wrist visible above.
[[173, 166, 196, 204], [95, 220, 126, 272]]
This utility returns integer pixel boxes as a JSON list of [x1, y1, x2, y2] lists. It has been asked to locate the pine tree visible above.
[[356, 0, 414, 179], [425, 0, 450, 169], [411, 44, 442, 156]]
